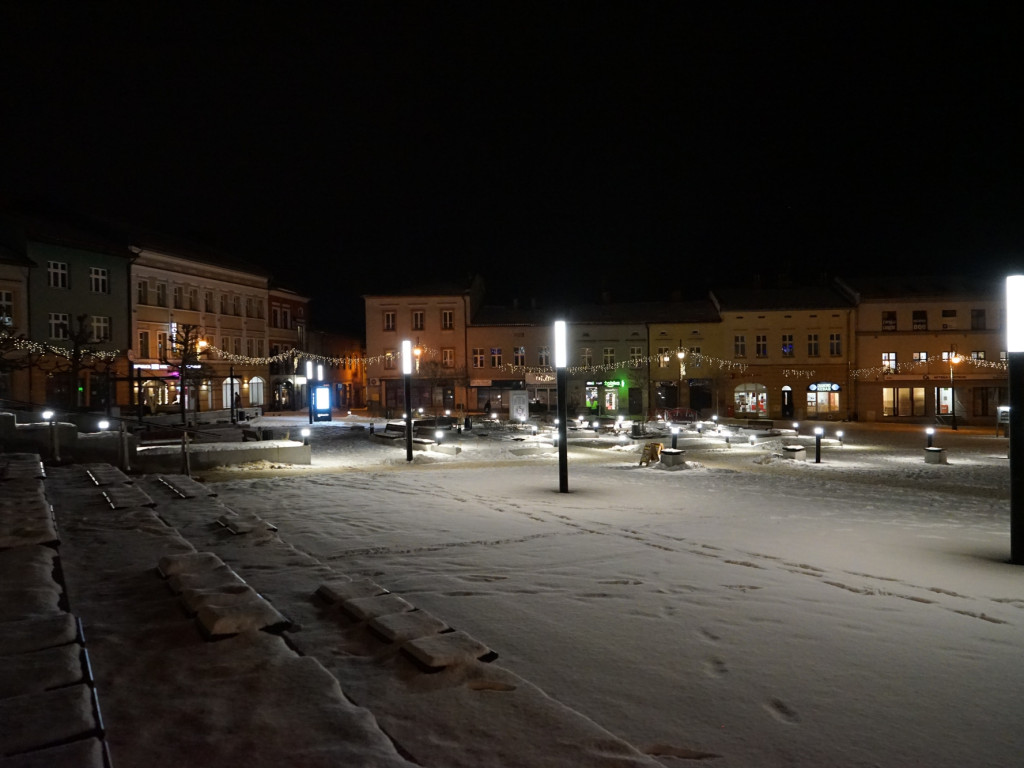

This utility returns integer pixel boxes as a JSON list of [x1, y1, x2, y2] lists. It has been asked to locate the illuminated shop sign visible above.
[[808, 382, 841, 392]]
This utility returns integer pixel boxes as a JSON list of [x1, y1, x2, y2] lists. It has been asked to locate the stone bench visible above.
[[660, 448, 686, 467], [782, 445, 806, 461]]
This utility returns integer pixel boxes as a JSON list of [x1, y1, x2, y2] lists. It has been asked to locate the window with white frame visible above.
[[913, 351, 928, 363], [173, 286, 183, 308], [689, 346, 701, 366], [472, 348, 485, 368], [829, 332, 841, 356], [157, 332, 168, 357], [137, 281, 149, 304], [138, 330, 150, 358], [0, 291, 13, 326], [755, 335, 768, 357], [491, 347, 503, 367], [442, 348, 455, 367], [49, 312, 69, 339], [972, 350, 985, 360], [383, 311, 395, 331], [538, 346, 550, 366], [882, 352, 897, 370], [384, 350, 396, 370], [90, 315, 110, 342], [441, 309, 454, 330], [657, 346, 670, 367], [781, 334, 794, 356], [603, 347, 615, 365], [514, 346, 526, 366], [580, 347, 592, 366], [630, 346, 642, 365], [412, 310, 425, 331], [734, 336, 746, 357], [155, 283, 167, 307], [807, 333, 819, 356], [89, 267, 108, 293], [48, 261, 68, 289]]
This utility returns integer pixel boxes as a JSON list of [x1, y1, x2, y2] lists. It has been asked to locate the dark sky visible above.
[[3, 3, 1024, 331]]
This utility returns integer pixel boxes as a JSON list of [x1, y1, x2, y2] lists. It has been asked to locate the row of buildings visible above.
[[0, 209, 1012, 428], [0, 211, 363, 418], [365, 275, 1011, 426]]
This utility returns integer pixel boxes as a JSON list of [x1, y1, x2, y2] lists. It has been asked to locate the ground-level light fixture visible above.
[[836, 430, 844, 446], [792, 422, 799, 434], [814, 426, 824, 463], [435, 429, 444, 444], [98, 420, 110, 430], [671, 425, 679, 449], [301, 427, 310, 446], [926, 427, 935, 449], [42, 409, 54, 421]]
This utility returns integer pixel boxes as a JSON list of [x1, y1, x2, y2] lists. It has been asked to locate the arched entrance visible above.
[[781, 385, 794, 418]]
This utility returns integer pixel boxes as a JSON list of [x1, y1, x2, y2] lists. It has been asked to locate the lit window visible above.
[[882, 352, 897, 370]]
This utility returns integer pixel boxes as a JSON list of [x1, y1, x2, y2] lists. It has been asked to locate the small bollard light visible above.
[[793, 422, 800, 435], [926, 427, 935, 449], [301, 427, 311, 446], [749, 435, 756, 445], [671, 425, 679, 449], [491, 412, 498, 420], [814, 426, 824, 463], [98, 420, 110, 431], [42, 409, 54, 421], [836, 430, 844, 446], [435, 429, 444, 444]]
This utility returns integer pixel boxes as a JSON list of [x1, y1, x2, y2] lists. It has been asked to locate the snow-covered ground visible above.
[[190, 414, 1020, 767]]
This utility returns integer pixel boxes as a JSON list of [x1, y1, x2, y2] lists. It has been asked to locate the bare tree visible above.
[[159, 324, 212, 425]]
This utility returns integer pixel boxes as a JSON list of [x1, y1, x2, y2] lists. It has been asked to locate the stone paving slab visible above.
[[0, 737, 106, 768], [0, 682, 97, 756], [0, 614, 78, 656], [0, 642, 84, 697]]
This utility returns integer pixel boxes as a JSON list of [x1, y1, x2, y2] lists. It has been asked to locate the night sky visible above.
[[4, 3, 1024, 332]]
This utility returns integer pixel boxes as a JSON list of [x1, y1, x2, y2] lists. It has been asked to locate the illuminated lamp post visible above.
[[814, 426, 823, 463], [403, 339, 413, 463], [949, 347, 962, 431], [676, 349, 686, 414], [926, 427, 935, 449], [306, 360, 314, 424], [1007, 275, 1024, 564], [555, 320, 569, 493]]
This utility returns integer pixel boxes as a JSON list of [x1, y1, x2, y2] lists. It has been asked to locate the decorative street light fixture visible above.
[[1006, 274, 1024, 564], [402, 339, 413, 462], [554, 320, 569, 493], [948, 346, 962, 431]]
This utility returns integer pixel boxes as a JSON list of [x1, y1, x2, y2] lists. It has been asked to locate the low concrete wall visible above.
[[133, 440, 311, 473]]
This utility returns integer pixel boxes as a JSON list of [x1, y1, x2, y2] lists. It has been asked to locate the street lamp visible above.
[[814, 426, 824, 463], [1006, 274, 1024, 564], [948, 346, 962, 431], [402, 339, 413, 462], [676, 349, 686, 413], [926, 427, 935, 448], [554, 320, 569, 493]]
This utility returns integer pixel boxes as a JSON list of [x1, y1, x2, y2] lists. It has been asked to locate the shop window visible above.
[[882, 387, 925, 416]]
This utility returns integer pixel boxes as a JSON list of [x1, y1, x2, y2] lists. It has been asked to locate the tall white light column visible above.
[[554, 320, 569, 493], [402, 339, 413, 463], [1007, 275, 1024, 563]]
